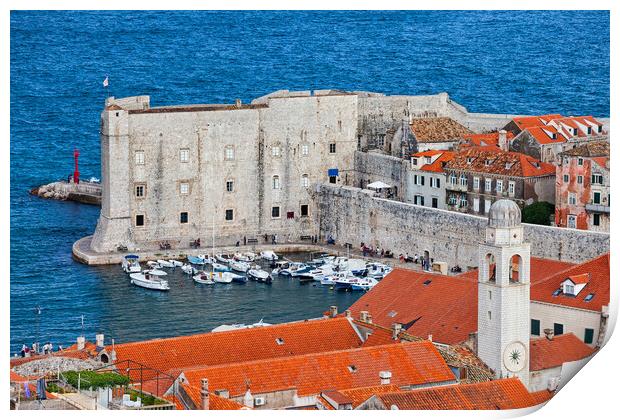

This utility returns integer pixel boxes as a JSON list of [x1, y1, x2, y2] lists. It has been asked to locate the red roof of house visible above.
[[317, 384, 401, 409], [421, 151, 455, 173], [373, 377, 545, 410], [512, 114, 564, 130], [444, 148, 556, 178], [176, 383, 247, 410], [111, 317, 366, 374], [180, 341, 455, 399], [530, 333, 596, 371], [530, 253, 609, 311], [461, 132, 514, 149], [524, 126, 567, 145], [348, 256, 581, 345]]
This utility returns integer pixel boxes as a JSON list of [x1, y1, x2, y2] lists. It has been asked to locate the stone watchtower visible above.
[[91, 96, 149, 252], [477, 199, 531, 388]]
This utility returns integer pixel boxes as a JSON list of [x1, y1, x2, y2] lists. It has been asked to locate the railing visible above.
[[585, 203, 610, 213]]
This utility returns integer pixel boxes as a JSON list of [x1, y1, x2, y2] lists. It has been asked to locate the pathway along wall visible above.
[[317, 184, 609, 268]]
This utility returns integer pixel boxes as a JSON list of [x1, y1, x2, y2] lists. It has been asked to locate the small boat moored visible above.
[[248, 269, 272, 284], [129, 270, 170, 291], [157, 259, 175, 268], [122, 255, 142, 273], [187, 255, 207, 265]]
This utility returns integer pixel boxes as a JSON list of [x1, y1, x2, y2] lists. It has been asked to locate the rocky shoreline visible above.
[[30, 181, 101, 206]]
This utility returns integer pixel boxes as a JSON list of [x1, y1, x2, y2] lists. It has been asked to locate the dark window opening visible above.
[[301, 204, 309, 217], [225, 209, 233, 221], [432, 197, 438, 208], [272, 207, 280, 218], [287, 211, 294, 219], [531, 319, 540, 336], [180, 212, 188, 224], [329, 176, 337, 184], [553, 323, 564, 336], [584, 328, 594, 344], [135, 214, 144, 226]]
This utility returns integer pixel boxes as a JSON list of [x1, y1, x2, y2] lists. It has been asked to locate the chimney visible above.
[[235, 98, 242, 108], [110, 339, 117, 361], [428, 334, 433, 342], [200, 378, 210, 410], [366, 313, 373, 324], [360, 311, 369, 323], [544, 328, 554, 340], [96, 333, 104, 347], [379, 371, 392, 385], [77, 336, 85, 350], [392, 323, 402, 340], [214, 389, 229, 399], [329, 306, 338, 318], [498, 130, 508, 151], [344, 309, 352, 318]]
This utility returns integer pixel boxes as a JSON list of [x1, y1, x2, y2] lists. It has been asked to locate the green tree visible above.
[[522, 202, 555, 226]]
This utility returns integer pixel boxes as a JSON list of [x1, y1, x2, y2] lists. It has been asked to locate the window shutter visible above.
[[437, 178, 440, 188], [421, 176, 425, 186]]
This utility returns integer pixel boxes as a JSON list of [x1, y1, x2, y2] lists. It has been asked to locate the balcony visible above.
[[585, 203, 610, 213], [446, 182, 468, 192]]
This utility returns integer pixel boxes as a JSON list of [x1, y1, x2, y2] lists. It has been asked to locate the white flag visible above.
[[103, 76, 109, 88]]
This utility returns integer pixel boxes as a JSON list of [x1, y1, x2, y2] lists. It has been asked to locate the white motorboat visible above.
[[334, 275, 365, 291], [367, 263, 392, 279], [216, 253, 233, 264], [146, 260, 163, 269], [351, 277, 379, 291], [130, 271, 170, 291], [193, 271, 215, 285], [211, 319, 272, 332], [309, 264, 334, 281], [157, 259, 175, 268], [234, 253, 252, 262], [243, 252, 257, 261], [198, 254, 216, 265], [145, 268, 167, 277], [322, 272, 360, 289], [212, 262, 232, 272], [260, 250, 278, 261], [169, 260, 183, 267], [230, 260, 251, 273], [248, 269, 272, 284], [122, 255, 141, 273], [181, 264, 196, 275]]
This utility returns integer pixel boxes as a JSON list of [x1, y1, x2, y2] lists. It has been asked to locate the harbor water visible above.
[[10, 11, 609, 353]]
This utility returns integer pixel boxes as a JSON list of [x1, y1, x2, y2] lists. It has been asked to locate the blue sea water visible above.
[[9, 10, 609, 353]]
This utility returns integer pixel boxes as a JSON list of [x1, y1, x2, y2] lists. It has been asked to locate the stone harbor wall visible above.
[[30, 181, 102, 205], [317, 184, 609, 268]]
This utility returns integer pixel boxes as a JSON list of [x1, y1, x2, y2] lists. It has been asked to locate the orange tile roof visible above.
[[524, 126, 567, 145], [181, 341, 455, 400], [111, 317, 366, 374], [530, 253, 609, 311], [530, 333, 596, 371], [177, 383, 247, 410], [348, 268, 478, 344], [349, 257, 578, 345], [512, 114, 564, 130], [410, 117, 473, 143], [373, 377, 543, 410], [420, 151, 455, 173], [317, 384, 401, 409], [444, 148, 555, 178], [462, 132, 514, 148], [560, 140, 609, 157]]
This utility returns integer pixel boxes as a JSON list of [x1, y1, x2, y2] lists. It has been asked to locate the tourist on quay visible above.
[[236, 240, 240, 247], [243, 236, 247, 246], [58, 344, 63, 352], [21, 344, 26, 357]]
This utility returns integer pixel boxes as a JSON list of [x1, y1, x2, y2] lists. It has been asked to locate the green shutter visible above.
[[531, 319, 540, 336]]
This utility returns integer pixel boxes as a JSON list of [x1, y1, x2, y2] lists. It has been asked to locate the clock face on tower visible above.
[[503, 341, 527, 372]]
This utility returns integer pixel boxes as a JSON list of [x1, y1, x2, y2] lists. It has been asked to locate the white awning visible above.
[[367, 181, 392, 189]]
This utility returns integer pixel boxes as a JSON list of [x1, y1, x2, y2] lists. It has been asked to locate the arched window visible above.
[[510, 254, 523, 283], [301, 174, 309, 188], [485, 253, 496, 283], [272, 175, 280, 190]]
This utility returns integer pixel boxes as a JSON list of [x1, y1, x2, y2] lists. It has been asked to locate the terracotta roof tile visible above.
[[318, 384, 401, 409], [524, 126, 568, 145], [560, 140, 609, 157], [410, 117, 473, 143], [530, 253, 609, 311], [374, 377, 542, 410], [177, 383, 247, 410], [180, 341, 455, 400], [530, 333, 596, 371], [445, 148, 555, 178], [111, 317, 365, 374], [512, 114, 564, 130], [461, 132, 514, 149], [420, 151, 455, 173]]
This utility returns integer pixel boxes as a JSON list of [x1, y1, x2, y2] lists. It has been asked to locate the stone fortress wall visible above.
[[317, 184, 609, 268], [88, 89, 610, 265]]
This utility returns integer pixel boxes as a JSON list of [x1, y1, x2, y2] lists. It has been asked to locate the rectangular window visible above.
[[568, 215, 577, 229], [300, 204, 309, 217], [272, 146, 281, 157], [135, 214, 144, 227], [225, 146, 234, 160], [180, 212, 188, 224], [180, 182, 189, 195], [450, 174, 457, 184], [496, 180, 503, 193], [577, 175, 583, 184], [485, 179, 492, 192], [329, 176, 337, 184], [593, 192, 601, 204], [593, 213, 600, 226], [301, 144, 309, 156], [473, 197, 480, 212], [431, 197, 438, 208], [592, 174, 603, 184], [584, 328, 594, 345], [226, 180, 234, 192], [569, 193, 576, 205], [225, 209, 234, 221], [179, 148, 189, 163], [578, 158, 584, 166], [272, 206, 280, 218], [508, 181, 515, 195], [135, 185, 145, 198], [287, 211, 294, 219], [135, 151, 145, 165], [563, 174, 569, 183], [484, 199, 491, 214], [531, 319, 541, 336], [459, 196, 467, 208], [329, 143, 336, 154], [473, 177, 480, 190], [553, 323, 564, 336], [421, 176, 425, 186], [459, 175, 467, 186], [436, 177, 440, 188], [301, 174, 309, 188]]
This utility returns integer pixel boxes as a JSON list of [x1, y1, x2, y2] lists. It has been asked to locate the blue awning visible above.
[[328, 168, 339, 177]]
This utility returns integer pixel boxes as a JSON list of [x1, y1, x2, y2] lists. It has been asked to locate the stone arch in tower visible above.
[[485, 253, 496, 283], [509, 254, 524, 283]]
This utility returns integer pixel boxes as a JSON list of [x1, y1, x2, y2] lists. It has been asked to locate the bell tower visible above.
[[477, 199, 530, 387]]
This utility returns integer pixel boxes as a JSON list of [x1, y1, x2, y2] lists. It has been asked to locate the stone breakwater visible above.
[[30, 181, 101, 205]]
